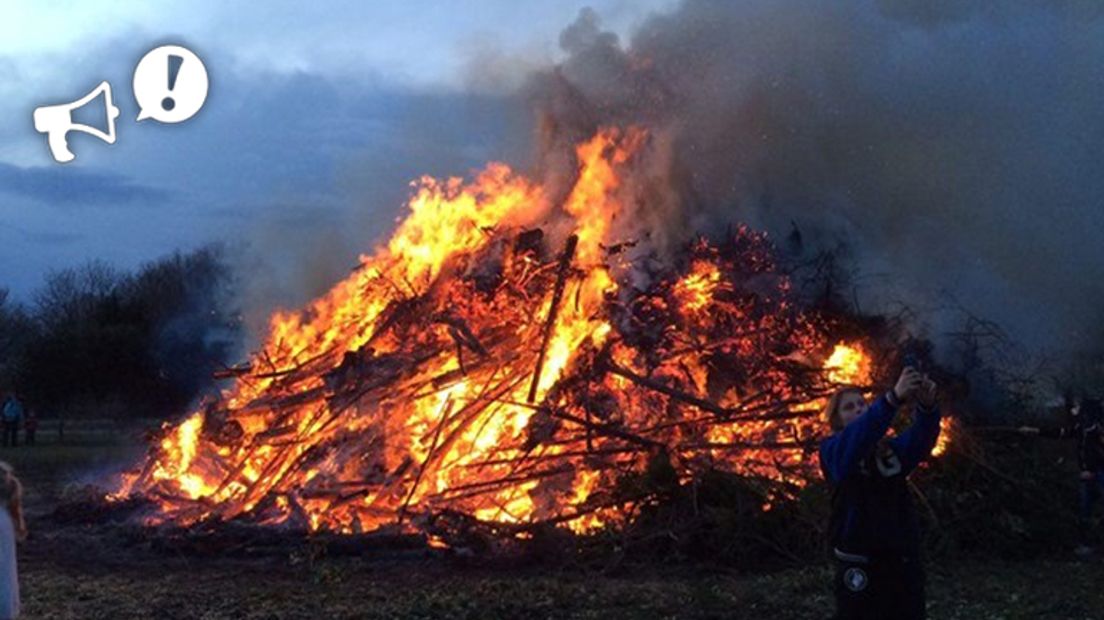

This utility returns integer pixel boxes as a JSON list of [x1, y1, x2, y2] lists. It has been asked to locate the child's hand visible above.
[[1082, 470, 1095, 481], [893, 367, 923, 402]]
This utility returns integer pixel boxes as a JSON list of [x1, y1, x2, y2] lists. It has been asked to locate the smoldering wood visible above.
[[527, 235, 579, 403], [109, 223, 911, 551], [212, 362, 253, 379], [603, 361, 732, 417]]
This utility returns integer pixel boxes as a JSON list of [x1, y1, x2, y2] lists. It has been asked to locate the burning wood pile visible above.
[[111, 127, 891, 541]]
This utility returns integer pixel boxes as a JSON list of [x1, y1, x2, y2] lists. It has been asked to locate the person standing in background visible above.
[[19, 411, 35, 449], [1021, 397, 1104, 556], [0, 397, 21, 449]]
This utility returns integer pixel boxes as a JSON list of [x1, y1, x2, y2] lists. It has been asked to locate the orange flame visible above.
[[824, 343, 872, 386], [931, 417, 953, 457], [673, 260, 722, 314]]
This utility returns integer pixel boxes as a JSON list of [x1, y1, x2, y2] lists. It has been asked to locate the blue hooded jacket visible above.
[[819, 392, 941, 556], [0, 398, 21, 423]]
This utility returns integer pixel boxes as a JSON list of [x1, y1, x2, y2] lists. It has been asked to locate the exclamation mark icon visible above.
[[134, 45, 209, 122], [162, 54, 183, 112]]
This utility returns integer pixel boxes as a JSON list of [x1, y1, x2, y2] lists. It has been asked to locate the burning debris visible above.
[[111, 127, 906, 541]]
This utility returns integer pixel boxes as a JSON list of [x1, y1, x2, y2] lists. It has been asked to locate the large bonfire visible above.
[[113, 127, 895, 538]]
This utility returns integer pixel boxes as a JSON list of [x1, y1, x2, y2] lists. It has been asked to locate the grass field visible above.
[[0, 423, 1100, 619]]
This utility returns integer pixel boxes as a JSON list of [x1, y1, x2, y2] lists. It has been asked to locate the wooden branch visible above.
[[676, 440, 805, 451], [427, 466, 574, 502], [398, 397, 455, 524], [528, 234, 578, 403], [434, 315, 489, 357], [603, 361, 730, 417], [460, 447, 642, 469], [212, 363, 253, 379], [545, 407, 664, 449]]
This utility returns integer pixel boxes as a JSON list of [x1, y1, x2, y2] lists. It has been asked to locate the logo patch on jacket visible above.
[[844, 567, 868, 592], [859, 449, 902, 477]]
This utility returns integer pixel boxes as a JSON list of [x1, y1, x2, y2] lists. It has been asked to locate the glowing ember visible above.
[[112, 127, 896, 537], [673, 260, 722, 314]]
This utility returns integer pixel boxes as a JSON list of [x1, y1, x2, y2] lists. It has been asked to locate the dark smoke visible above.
[[521, 0, 1104, 358]]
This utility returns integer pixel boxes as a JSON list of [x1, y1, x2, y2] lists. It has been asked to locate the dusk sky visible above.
[[4, 0, 1104, 354], [0, 1, 676, 301]]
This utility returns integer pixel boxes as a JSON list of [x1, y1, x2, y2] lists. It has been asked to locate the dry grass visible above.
[[17, 557, 1104, 620], [1, 424, 1101, 620]]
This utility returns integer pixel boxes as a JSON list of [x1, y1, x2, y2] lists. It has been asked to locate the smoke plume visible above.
[[520, 0, 1104, 356]]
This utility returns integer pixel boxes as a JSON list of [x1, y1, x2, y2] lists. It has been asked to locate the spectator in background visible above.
[[1021, 397, 1104, 556], [0, 397, 20, 449], [19, 411, 34, 448]]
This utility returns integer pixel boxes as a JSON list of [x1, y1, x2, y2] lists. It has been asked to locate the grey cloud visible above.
[[0, 161, 170, 206], [0, 220, 83, 246]]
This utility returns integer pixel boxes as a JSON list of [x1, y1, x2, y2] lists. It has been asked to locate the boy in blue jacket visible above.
[[819, 366, 941, 620]]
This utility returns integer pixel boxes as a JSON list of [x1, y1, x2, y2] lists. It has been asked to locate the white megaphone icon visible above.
[[33, 81, 120, 163]]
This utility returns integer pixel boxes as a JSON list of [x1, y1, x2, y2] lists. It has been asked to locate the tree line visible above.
[[0, 245, 240, 422]]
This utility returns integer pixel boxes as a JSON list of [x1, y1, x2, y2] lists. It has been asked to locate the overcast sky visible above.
[[0, 1, 677, 301]]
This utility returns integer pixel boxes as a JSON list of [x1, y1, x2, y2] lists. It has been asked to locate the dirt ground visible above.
[[2, 427, 1102, 620]]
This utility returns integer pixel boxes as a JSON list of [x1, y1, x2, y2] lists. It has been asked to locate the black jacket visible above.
[[1041, 414, 1104, 472]]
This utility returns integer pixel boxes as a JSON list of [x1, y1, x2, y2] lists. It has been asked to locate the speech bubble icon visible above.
[[133, 45, 208, 123]]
